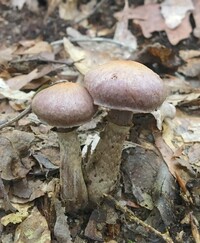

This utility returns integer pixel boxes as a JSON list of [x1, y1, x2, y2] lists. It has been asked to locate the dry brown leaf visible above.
[[160, 0, 194, 29], [46, 0, 61, 18], [153, 130, 178, 178], [54, 199, 72, 243], [0, 131, 35, 180], [114, 0, 137, 54], [59, 0, 79, 21], [6, 69, 39, 90], [167, 92, 200, 106], [163, 75, 193, 94], [115, 3, 192, 45], [0, 45, 18, 64], [63, 37, 111, 75], [179, 49, 200, 60], [14, 207, 51, 242], [178, 58, 200, 77], [165, 13, 192, 45], [22, 41, 53, 55], [190, 212, 200, 243]]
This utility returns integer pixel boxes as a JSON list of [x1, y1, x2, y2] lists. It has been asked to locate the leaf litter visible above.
[[0, 0, 200, 242]]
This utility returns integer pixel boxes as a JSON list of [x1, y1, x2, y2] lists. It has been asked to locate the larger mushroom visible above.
[[32, 82, 96, 211], [84, 60, 166, 203]]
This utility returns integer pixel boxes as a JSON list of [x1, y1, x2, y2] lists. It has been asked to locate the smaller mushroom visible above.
[[32, 82, 96, 211], [84, 60, 166, 203]]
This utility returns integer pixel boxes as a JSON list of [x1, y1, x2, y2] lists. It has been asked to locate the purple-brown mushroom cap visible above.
[[32, 82, 97, 127], [84, 60, 166, 112]]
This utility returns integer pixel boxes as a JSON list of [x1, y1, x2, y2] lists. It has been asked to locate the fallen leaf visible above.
[[114, 0, 137, 54], [153, 130, 178, 178], [6, 69, 39, 90], [115, 3, 192, 45], [54, 198, 72, 243], [163, 75, 193, 94], [152, 101, 176, 130], [136, 43, 181, 69], [84, 209, 106, 241], [22, 41, 53, 55], [160, 0, 194, 29], [190, 212, 200, 243], [1, 208, 29, 226], [59, 0, 79, 21], [0, 78, 35, 101], [14, 207, 51, 243], [63, 37, 111, 74], [179, 60, 200, 77], [0, 45, 18, 64]]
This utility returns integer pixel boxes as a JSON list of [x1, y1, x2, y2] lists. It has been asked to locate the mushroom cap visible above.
[[32, 82, 96, 127], [84, 60, 166, 112]]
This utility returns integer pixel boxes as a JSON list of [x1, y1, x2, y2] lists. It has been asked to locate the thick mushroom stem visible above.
[[57, 128, 88, 212], [85, 110, 132, 204]]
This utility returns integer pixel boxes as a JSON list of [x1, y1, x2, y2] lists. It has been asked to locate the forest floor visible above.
[[0, 0, 200, 242]]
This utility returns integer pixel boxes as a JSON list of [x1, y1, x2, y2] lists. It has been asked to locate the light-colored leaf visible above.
[[161, 0, 194, 29], [0, 78, 34, 100]]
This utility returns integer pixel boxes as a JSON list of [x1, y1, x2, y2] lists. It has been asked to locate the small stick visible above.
[[104, 194, 174, 243], [0, 105, 32, 130], [51, 37, 127, 48]]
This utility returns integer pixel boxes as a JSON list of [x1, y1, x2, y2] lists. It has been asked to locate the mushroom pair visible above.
[[32, 60, 166, 210], [32, 82, 97, 212]]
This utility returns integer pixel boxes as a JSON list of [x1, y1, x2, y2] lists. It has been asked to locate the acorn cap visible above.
[[32, 82, 96, 128], [84, 60, 166, 112]]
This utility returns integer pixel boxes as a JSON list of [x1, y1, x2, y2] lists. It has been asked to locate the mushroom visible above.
[[31, 82, 97, 211], [84, 60, 166, 203]]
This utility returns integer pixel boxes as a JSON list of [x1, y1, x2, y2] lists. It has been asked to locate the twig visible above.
[[104, 194, 174, 243], [0, 105, 32, 130], [74, 0, 107, 24], [51, 37, 127, 48]]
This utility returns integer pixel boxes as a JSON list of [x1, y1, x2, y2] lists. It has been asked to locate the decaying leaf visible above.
[[122, 146, 161, 209], [0, 131, 34, 180], [54, 198, 72, 243], [14, 207, 51, 243], [0, 78, 35, 101], [59, 0, 79, 21], [152, 101, 176, 130], [160, 0, 194, 29], [115, 3, 192, 45], [1, 203, 31, 226], [114, 0, 137, 55]]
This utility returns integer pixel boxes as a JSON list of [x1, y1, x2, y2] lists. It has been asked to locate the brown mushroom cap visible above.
[[32, 82, 96, 127], [84, 60, 166, 112]]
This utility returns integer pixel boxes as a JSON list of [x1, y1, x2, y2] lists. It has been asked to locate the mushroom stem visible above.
[[57, 129, 88, 211], [85, 110, 132, 204]]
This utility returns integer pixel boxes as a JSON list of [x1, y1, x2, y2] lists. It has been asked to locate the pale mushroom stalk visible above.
[[86, 110, 132, 203], [84, 60, 166, 204], [32, 82, 96, 212], [57, 128, 88, 211]]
